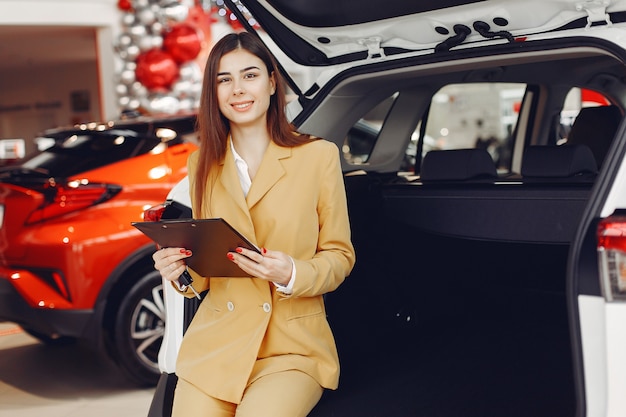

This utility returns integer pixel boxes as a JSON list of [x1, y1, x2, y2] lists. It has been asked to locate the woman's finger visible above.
[[152, 247, 192, 281]]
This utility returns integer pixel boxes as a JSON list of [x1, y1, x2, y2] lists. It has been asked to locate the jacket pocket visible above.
[[287, 296, 324, 321]]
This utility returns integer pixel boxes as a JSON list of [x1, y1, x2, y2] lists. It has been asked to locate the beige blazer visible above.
[[175, 138, 356, 404]]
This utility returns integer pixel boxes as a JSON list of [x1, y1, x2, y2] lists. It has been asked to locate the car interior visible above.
[[300, 43, 626, 416]]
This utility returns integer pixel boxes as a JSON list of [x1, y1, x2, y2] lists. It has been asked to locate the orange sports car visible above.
[[0, 113, 197, 386]]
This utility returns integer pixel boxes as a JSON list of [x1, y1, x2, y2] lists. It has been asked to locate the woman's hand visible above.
[[228, 247, 293, 285], [153, 247, 193, 282]]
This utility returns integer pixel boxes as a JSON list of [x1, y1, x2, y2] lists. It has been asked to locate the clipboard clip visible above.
[[178, 266, 202, 300]]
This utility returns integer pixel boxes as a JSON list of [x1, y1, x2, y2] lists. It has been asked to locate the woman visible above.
[[152, 32, 355, 417]]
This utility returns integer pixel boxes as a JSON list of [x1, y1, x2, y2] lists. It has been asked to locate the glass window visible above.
[[342, 94, 397, 165], [558, 88, 617, 167], [407, 83, 525, 173], [20, 132, 157, 178], [558, 87, 612, 144]]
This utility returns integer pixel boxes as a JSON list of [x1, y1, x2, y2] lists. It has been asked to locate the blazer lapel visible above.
[[246, 141, 291, 209]]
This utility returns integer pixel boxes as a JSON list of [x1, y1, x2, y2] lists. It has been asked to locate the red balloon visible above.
[[164, 24, 202, 63], [135, 49, 179, 90], [117, 0, 132, 11]]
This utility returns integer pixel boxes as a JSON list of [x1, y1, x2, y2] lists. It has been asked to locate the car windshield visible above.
[[18, 131, 158, 178]]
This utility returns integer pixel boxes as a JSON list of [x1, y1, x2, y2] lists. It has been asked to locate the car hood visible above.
[[233, 0, 626, 67]]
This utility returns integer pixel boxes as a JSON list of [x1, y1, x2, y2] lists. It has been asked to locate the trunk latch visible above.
[[358, 37, 385, 59], [576, 0, 612, 29]]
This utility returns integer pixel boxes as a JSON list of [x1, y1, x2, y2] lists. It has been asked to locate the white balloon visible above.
[[126, 44, 141, 61], [129, 24, 148, 39], [161, 3, 189, 23], [172, 79, 192, 97], [135, 0, 150, 9], [179, 61, 202, 82], [120, 69, 136, 85], [115, 84, 129, 96], [130, 82, 149, 98], [137, 34, 155, 51], [117, 49, 129, 61], [136, 7, 157, 26], [128, 98, 141, 110], [117, 33, 133, 48], [151, 21, 164, 35], [151, 35, 164, 49], [118, 96, 131, 107], [121, 13, 136, 27], [145, 93, 181, 114]]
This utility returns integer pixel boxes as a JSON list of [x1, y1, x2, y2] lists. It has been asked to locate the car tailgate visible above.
[[0, 183, 44, 259]]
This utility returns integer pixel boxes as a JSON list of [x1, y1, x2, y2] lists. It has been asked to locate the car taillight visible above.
[[143, 204, 166, 222], [26, 181, 122, 224], [597, 213, 626, 302]]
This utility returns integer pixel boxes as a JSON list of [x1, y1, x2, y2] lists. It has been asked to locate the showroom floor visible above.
[[0, 322, 155, 417]]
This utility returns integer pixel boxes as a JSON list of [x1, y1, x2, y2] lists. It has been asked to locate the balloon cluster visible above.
[[114, 0, 209, 115]]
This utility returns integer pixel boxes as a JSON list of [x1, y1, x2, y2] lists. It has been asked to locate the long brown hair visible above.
[[193, 31, 315, 213]]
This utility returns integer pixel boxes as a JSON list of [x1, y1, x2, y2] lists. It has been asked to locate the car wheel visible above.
[[109, 269, 165, 386]]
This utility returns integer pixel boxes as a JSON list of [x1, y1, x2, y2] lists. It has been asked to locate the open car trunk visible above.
[[313, 174, 577, 416]]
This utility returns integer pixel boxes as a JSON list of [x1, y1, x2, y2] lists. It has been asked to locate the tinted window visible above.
[[558, 88, 617, 167], [20, 131, 158, 178], [558, 87, 612, 143], [342, 94, 397, 165]]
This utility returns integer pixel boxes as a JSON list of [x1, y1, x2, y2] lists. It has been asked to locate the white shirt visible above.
[[231, 140, 295, 294]]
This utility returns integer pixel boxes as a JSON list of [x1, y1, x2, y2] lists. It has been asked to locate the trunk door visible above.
[[231, 0, 626, 95]]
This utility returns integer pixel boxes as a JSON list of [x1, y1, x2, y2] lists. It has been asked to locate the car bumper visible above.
[[0, 275, 92, 339]]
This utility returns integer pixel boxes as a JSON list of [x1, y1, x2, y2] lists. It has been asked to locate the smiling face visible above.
[[216, 48, 276, 130]]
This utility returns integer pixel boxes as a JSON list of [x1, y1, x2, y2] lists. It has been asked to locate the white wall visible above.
[[0, 0, 119, 152], [0, 0, 118, 26]]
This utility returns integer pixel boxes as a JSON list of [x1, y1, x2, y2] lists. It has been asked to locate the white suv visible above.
[[148, 1, 626, 416]]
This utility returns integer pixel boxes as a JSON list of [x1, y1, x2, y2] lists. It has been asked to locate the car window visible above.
[[21, 132, 157, 178], [556, 87, 617, 168], [558, 87, 612, 143], [342, 84, 525, 173], [415, 83, 525, 173], [342, 94, 397, 165]]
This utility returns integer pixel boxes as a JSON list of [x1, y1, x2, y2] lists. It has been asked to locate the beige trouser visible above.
[[171, 370, 324, 417]]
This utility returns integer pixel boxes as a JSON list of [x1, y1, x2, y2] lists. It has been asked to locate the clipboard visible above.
[[132, 218, 260, 277]]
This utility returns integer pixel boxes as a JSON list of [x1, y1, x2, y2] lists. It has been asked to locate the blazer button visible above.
[[262, 302, 271, 313], [227, 301, 234, 311]]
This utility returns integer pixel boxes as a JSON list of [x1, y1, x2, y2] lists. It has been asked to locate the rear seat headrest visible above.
[[521, 144, 597, 178], [567, 105, 621, 167], [420, 148, 497, 182]]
